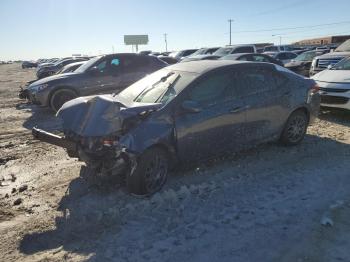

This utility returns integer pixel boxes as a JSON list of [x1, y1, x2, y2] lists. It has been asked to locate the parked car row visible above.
[[14, 39, 350, 196]]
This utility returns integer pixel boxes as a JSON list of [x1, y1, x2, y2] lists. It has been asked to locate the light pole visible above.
[[228, 19, 234, 45], [164, 33, 168, 52], [272, 34, 282, 46]]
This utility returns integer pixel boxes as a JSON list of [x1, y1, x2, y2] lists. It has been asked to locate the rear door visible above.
[[174, 68, 248, 162], [237, 64, 291, 144], [118, 55, 150, 90]]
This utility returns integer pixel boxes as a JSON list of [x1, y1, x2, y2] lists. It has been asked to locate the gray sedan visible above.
[[24, 53, 167, 111], [33, 60, 320, 195]]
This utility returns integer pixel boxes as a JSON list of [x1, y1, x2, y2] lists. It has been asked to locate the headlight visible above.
[[30, 84, 49, 92]]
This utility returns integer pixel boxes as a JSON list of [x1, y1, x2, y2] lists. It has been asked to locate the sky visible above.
[[1, 0, 350, 60]]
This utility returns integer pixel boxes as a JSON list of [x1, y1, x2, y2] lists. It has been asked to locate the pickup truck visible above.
[[310, 39, 350, 76]]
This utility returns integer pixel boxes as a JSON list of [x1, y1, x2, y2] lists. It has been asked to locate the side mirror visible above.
[[181, 100, 202, 113], [327, 64, 333, 69], [89, 66, 100, 75]]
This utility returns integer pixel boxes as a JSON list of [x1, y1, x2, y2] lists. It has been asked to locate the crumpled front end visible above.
[[33, 94, 161, 177]]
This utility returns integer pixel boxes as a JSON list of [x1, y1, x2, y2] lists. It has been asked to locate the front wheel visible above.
[[50, 89, 77, 112], [127, 147, 169, 196], [280, 110, 308, 146]]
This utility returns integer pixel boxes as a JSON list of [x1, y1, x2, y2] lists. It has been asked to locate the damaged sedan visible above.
[[33, 60, 320, 195]]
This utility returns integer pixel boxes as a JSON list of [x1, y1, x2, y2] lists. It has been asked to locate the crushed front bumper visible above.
[[32, 128, 78, 157]]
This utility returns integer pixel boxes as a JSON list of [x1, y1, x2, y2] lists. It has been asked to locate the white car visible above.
[[311, 57, 350, 110]]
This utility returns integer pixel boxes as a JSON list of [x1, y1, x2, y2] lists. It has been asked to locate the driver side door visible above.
[[174, 69, 247, 162], [81, 56, 123, 96]]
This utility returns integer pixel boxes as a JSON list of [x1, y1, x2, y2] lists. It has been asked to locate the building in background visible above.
[[293, 35, 350, 46]]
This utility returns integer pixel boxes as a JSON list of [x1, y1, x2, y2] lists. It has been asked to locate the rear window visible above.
[[264, 46, 279, 52], [233, 46, 254, 53]]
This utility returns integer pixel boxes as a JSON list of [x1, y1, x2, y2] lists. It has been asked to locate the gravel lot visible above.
[[1, 63, 350, 262]]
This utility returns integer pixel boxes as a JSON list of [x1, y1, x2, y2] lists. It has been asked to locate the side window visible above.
[[188, 71, 234, 107], [122, 56, 148, 73], [109, 58, 121, 75], [239, 68, 278, 97], [238, 55, 249, 61], [288, 53, 297, 59], [277, 53, 287, 60], [233, 46, 254, 53], [252, 55, 270, 62], [96, 59, 107, 73]]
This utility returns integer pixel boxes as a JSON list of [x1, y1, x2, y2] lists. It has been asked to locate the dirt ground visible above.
[[1, 63, 350, 262]]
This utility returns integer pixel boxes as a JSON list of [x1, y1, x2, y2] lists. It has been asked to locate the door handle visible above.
[[283, 91, 291, 96], [229, 105, 250, 113]]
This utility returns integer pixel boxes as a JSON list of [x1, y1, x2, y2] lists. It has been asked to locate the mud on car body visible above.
[[33, 60, 320, 196]]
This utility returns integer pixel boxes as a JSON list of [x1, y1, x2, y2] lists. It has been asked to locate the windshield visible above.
[[75, 56, 101, 73], [169, 51, 180, 58], [335, 40, 350, 52], [331, 57, 350, 70], [213, 47, 233, 56], [190, 48, 207, 56], [294, 51, 317, 61], [117, 69, 196, 104]]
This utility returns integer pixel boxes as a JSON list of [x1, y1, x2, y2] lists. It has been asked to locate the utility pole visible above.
[[164, 33, 168, 52], [228, 19, 234, 45], [272, 34, 282, 46]]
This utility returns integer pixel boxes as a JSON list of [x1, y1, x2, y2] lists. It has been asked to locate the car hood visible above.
[[29, 72, 81, 87], [57, 94, 162, 137], [312, 69, 350, 83], [315, 52, 350, 60], [182, 54, 218, 61]]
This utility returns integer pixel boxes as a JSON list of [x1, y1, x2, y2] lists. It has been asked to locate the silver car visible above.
[[312, 57, 350, 110]]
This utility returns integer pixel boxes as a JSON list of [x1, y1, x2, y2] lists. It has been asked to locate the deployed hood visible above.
[[28, 72, 79, 87], [57, 94, 162, 137], [312, 69, 350, 83]]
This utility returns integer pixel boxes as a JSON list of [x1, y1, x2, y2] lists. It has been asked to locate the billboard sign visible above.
[[124, 35, 149, 45]]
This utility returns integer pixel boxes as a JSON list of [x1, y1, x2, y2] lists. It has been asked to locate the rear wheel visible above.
[[280, 110, 308, 145], [50, 89, 77, 112], [127, 147, 169, 196]]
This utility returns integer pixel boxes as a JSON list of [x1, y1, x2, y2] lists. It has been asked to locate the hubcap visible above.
[[286, 115, 306, 143], [144, 154, 167, 193]]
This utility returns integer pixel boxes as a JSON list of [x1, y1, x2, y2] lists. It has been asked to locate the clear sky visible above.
[[1, 0, 350, 60]]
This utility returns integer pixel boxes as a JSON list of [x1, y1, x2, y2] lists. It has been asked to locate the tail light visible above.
[[310, 84, 320, 94]]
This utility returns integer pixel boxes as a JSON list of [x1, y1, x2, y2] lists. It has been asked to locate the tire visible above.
[[127, 147, 169, 196], [280, 110, 308, 146], [50, 88, 77, 112]]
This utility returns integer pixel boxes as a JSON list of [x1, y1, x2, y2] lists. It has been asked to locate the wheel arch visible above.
[[290, 106, 310, 123], [48, 86, 79, 106], [144, 142, 178, 168]]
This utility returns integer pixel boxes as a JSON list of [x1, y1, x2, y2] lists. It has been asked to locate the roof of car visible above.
[[264, 51, 296, 54], [63, 61, 86, 67], [167, 60, 248, 74]]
